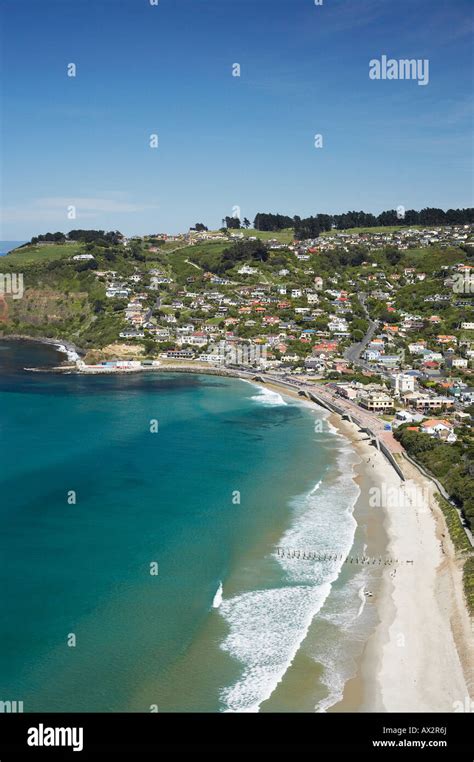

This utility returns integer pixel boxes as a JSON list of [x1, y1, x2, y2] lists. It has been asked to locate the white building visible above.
[[446, 357, 468, 369], [390, 373, 416, 396], [237, 265, 258, 275]]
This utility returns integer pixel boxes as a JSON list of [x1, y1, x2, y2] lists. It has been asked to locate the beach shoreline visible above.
[[248, 379, 472, 713], [325, 419, 473, 713], [1, 336, 471, 712]]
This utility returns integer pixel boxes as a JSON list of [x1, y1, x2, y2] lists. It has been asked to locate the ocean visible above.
[[0, 241, 27, 256], [0, 340, 375, 713]]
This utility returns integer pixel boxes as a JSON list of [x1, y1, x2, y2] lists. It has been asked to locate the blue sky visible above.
[[1, 0, 473, 238]]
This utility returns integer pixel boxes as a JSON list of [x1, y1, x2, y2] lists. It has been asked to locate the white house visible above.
[[314, 277, 324, 290], [237, 265, 258, 276], [446, 357, 468, 369], [393, 409, 416, 424], [408, 341, 426, 354], [420, 419, 457, 443]]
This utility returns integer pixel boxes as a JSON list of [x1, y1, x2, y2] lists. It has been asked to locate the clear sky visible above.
[[1, 0, 473, 239]]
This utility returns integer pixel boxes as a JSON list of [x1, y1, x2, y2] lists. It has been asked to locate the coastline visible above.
[[326, 420, 473, 713], [1, 336, 472, 712], [250, 380, 472, 712], [0, 333, 82, 360]]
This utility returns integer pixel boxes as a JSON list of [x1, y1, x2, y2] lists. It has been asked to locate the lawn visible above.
[[1, 243, 83, 266], [236, 228, 294, 244]]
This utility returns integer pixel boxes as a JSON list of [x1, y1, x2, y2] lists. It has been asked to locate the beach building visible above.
[[402, 392, 454, 411], [335, 384, 358, 401], [359, 391, 394, 412]]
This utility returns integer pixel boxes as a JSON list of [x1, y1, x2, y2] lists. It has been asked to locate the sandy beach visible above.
[[361, 453, 472, 713], [256, 378, 473, 713], [324, 416, 472, 713]]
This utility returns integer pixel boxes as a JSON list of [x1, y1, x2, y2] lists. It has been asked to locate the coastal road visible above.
[[261, 372, 403, 454], [308, 383, 404, 454]]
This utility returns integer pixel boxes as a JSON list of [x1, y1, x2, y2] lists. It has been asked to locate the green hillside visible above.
[[2, 242, 84, 266]]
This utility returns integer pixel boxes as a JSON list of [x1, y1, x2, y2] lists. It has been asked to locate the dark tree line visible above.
[[252, 208, 474, 236], [254, 213, 294, 231], [31, 230, 123, 245]]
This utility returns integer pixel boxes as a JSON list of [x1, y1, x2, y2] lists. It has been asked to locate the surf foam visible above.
[[219, 436, 361, 712], [250, 387, 288, 406]]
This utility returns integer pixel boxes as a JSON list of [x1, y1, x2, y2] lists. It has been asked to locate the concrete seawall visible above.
[[307, 390, 406, 482]]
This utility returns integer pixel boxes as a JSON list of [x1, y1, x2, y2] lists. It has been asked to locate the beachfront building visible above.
[[359, 391, 394, 412], [335, 384, 358, 401], [165, 350, 195, 360], [402, 392, 455, 411]]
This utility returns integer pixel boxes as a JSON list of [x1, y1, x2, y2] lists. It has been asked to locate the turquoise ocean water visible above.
[[0, 341, 372, 712]]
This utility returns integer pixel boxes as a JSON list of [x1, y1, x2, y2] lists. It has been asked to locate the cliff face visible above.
[[0, 243, 126, 347]]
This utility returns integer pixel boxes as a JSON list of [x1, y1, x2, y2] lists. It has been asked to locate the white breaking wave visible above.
[[219, 439, 361, 713], [212, 581, 223, 609], [250, 387, 288, 406], [55, 343, 80, 362], [220, 583, 332, 712]]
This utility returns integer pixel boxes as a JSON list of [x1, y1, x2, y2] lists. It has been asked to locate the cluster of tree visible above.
[[30, 232, 66, 243], [30, 230, 123, 245], [213, 240, 269, 274], [191, 223, 208, 231], [223, 216, 251, 229], [327, 371, 386, 386], [293, 215, 330, 239], [394, 427, 474, 527], [252, 208, 474, 235], [253, 213, 294, 231], [68, 230, 123, 244], [223, 216, 241, 229]]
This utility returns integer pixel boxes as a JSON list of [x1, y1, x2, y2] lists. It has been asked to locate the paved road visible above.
[[344, 292, 380, 366]]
